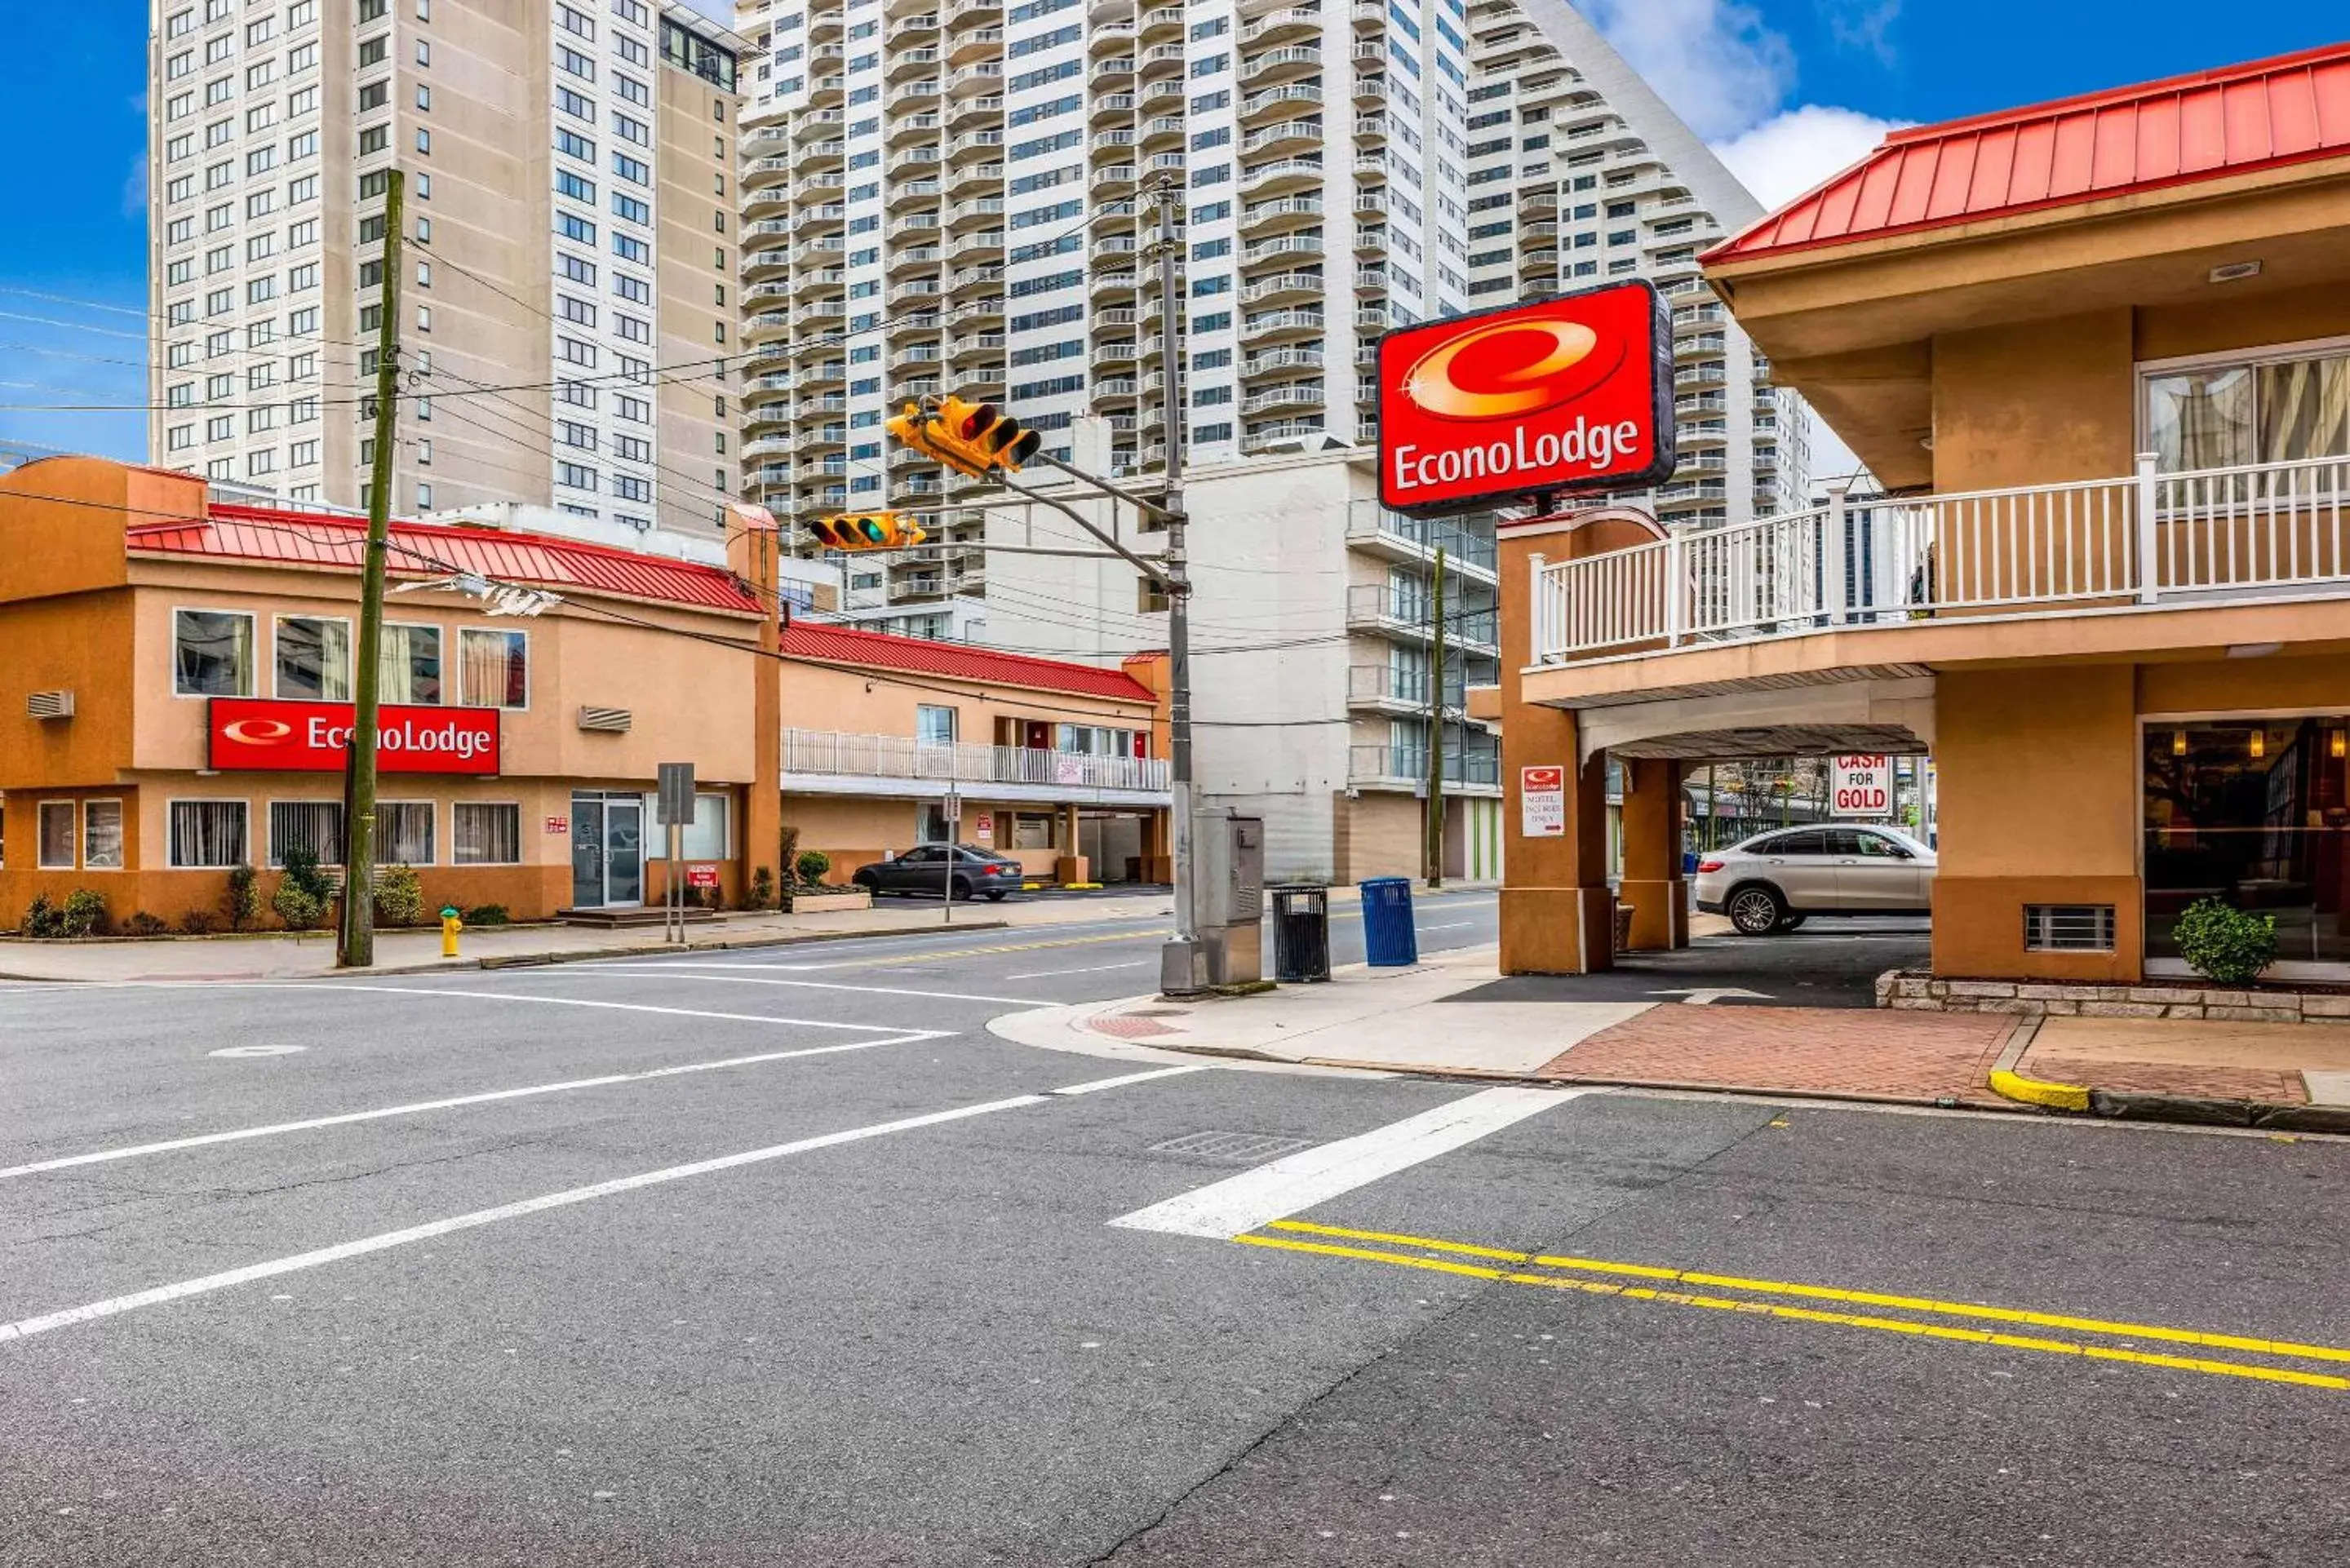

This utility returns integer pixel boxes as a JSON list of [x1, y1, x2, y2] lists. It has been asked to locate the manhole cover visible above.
[[1147, 1131, 1314, 1164], [1091, 1016, 1178, 1039]]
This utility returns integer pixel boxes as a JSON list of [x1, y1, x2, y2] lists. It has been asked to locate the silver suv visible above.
[[1692, 826, 1936, 936]]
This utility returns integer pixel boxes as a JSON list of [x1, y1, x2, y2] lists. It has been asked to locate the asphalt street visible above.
[[6, 888, 2350, 1566]]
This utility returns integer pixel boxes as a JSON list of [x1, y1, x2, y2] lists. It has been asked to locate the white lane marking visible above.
[[1004, 961, 1153, 980], [1, 1065, 1201, 1345], [1048, 1064, 1206, 1096], [0, 1031, 944, 1183], [208, 1045, 308, 1058], [558, 969, 1054, 1007], [298, 984, 916, 1032], [1419, 921, 1478, 931], [1109, 1086, 1590, 1239]]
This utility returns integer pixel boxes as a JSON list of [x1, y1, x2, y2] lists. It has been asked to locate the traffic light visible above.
[[927, 396, 1044, 476], [808, 512, 928, 551]]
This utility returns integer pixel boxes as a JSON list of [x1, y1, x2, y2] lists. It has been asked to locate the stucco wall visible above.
[[1931, 310, 2138, 493]]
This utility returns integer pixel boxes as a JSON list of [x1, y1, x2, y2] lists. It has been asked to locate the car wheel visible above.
[[951, 877, 973, 901], [1776, 913, 1807, 932], [1727, 884, 1785, 936]]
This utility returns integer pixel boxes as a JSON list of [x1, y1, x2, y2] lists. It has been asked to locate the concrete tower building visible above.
[[148, 0, 745, 539]]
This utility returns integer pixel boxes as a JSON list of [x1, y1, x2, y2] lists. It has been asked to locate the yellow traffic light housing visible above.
[[809, 512, 928, 551], [889, 395, 1045, 477]]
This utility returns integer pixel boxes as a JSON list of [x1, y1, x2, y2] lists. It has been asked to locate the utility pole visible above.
[[338, 167, 405, 969], [1423, 544, 1446, 888], [1151, 177, 1204, 994]]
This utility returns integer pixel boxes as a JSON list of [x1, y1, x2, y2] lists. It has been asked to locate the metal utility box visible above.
[[1194, 811, 1266, 986]]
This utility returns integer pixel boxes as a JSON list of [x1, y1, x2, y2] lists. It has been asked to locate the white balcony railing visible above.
[[782, 729, 1172, 795], [1532, 454, 2350, 663]]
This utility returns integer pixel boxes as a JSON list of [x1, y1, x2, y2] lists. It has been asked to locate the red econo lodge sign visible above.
[[208, 698, 502, 775], [1376, 280, 1674, 516]]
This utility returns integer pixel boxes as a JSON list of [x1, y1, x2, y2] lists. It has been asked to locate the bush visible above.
[[21, 893, 64, 939], [271, 845, 336, 931], [224, 863, 260, 932], [748, 866, 776, 910], [794, 848, 832, 888], [373, 863, 425, 928], [463, 903, 512, 927], [178, 908, 222, 936], [123, 910, 170, 937], [57, 889, 109, 938], [2174, 897, 2277, 985]]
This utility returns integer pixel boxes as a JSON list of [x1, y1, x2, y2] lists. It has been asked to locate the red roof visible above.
[[128, 503, 761, 615], [1709, 41, 2350, 264], [779, 621, 1159, 705]]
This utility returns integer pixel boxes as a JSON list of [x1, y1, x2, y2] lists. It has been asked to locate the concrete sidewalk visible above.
[[0, 892, 1175, 981], [996, 944, 2350, 1123]]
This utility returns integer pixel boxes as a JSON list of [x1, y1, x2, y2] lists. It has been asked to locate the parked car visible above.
[[852, 844, 1026, 901], [1692, 825, 1936, 935]]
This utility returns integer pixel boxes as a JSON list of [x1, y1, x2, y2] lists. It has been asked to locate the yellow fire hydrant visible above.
[[440, 905, 463, 959]]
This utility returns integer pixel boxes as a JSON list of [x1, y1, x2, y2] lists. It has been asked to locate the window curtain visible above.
[[380, 625, 442, 705], [454, 803, 521, 865], [377, 802, 434, 865], [269, 800, 344, 866], [459, 630, 525, 708], [170, 801, 248, 869], [175, 610, 253, 696], [82, 801, 124, 870], [2146, 369, 2255, 472], [2259, 356, 2350, 464]]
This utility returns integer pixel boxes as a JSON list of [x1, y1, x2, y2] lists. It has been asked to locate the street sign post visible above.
[[657, 762, 696, 943]]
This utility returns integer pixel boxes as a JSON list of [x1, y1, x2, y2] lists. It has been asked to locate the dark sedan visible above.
[[852, 844, 1026, 901]]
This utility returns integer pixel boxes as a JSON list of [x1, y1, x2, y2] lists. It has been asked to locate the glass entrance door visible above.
[[570, 795, 605, 909], [2146, 717, 2350, 972], [568, 791, 646, 909]]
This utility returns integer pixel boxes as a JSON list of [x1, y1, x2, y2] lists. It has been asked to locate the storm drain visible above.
[[1146, 1131, 1315, 1165]]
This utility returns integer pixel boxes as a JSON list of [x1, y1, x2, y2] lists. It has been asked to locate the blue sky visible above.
[[1, 1, 2342, 465]]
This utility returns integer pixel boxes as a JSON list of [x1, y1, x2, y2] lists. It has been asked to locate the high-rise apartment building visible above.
[[148, 0, 745, 539], [1467, 0, 1810, 523], [731, 0, 1483, 621]]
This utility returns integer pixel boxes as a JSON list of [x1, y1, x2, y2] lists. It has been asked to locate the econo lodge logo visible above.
[[206, 698, 502, 776], [1376, 280, 1675, 516], [219, 717, 296, 746]]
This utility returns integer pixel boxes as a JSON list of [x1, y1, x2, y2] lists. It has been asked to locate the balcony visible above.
[[1346, 663, 1430, 712], [1347, 743, 1501, 790], [782, 729, 1172, 804], [1343, 500, 1499, 580], [1530, 454, 2350, 665], [1346, 583, 1498, 648]]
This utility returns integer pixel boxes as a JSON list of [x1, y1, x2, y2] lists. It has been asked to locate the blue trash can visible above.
[[1359, 876, 1418, 968]]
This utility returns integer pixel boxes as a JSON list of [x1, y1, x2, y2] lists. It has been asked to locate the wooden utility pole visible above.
[[337, 168, 406, 968], [1424, 545, 1447, 887]]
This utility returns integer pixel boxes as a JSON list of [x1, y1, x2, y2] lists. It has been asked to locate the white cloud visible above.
[[1709, 103, 1909, 211], [1575, 0, 1795, 142]]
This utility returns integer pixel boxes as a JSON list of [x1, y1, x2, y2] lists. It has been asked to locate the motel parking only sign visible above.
[[1376, 280, 1676, 517]]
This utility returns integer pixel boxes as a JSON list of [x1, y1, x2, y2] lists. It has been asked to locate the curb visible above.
[[1, 919, 1014, 984], [1984, 1062, 2350, 1133]]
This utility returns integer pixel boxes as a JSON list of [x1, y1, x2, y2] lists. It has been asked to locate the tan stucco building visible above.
[[1495, 43, 2350, 986], [0, 458, 1167, 929]]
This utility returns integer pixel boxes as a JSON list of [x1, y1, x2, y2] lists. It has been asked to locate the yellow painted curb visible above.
[[1989, 1069, 2091, 1113]]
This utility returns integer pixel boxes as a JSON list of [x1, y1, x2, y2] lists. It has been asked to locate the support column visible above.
[[726, 511, 784, 908], [1619, 756, 1687, 951], [1055, 802, 1089, 885], [1498, 531, 1614, 974]]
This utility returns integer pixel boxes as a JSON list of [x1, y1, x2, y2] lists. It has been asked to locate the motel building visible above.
[[0, 458, 1168, 929], [1492, 42, 2350, 986]]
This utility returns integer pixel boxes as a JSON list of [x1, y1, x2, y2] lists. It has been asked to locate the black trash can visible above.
[[1269, 883, 1332, 982]]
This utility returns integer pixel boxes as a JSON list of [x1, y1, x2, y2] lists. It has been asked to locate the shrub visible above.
[[271, 846, 334, 931], [178, 908, 222, 936], [2174, 897, 2277, 986], [373, 863, 425, 928], [748, 866, 776, 910], [21, 893, 64, 939], [463, 903, 512, 927], [795, 848, 832, 888], [58, 889, 109, 938], [123, 910, 170, 937], [224, 863, 260, 932]]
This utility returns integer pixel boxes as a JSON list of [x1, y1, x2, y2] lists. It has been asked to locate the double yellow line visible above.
[[1239, 1220, 2350, 1393]]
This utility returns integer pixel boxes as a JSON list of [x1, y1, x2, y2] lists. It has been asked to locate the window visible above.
[[641, 791, 730, 859], [377, 623, 441, 704], [273, 615, 351, 700], [38, 802, 75, 870], [174, 609, 254, 697], [459, 628, 528, 708], [269, 800, 344, 867], [453, 803, 521, 865], [916, 704, 957, 746], [378, 801, 435, 866], [170, 800, 249, 869], [2143, 341, 2350, 472]]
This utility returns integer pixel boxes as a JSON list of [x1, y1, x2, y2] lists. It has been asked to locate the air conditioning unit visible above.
[[26, 690, 73, 720], [577, 706, 632, 733]]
